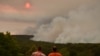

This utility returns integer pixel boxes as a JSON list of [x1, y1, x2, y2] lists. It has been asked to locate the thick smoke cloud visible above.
[[31, 0, 100, 43], [0, 0, 100, 43]]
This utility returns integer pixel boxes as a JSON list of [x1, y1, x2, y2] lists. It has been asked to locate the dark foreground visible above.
[[0, 32, 100, 56]]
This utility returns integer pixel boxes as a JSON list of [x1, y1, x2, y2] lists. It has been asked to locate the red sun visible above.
[[25, 2, 31, 9]]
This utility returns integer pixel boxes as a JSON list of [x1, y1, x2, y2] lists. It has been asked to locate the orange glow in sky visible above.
[[25, 2, 31, 9]]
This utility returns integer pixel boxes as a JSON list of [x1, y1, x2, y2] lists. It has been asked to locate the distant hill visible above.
[[11, 35, 34, 41]]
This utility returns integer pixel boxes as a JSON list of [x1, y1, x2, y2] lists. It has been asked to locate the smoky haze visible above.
[[0, 0, 100, 43], [31, 0, 100, 43]]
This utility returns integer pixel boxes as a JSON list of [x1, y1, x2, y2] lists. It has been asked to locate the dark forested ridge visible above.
[[11, 35, 33, 41], [0, 32, 100, 56]]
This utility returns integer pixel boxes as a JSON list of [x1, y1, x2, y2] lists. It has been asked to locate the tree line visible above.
[[0, 32, 100, 56]]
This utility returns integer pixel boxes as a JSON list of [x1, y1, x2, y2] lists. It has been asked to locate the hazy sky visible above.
[[0, 0, 95, 34], [0, 0, 100, 43]]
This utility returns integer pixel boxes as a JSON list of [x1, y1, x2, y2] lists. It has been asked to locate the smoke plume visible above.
[[0, 0, 100, 43], [31, 0, 100, 43]]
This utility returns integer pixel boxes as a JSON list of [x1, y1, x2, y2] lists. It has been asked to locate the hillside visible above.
[[11, 35, 33, 41], [11, 35, 100, 56]]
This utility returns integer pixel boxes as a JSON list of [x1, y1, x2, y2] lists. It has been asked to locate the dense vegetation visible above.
[[0, 32, 100, 56]]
